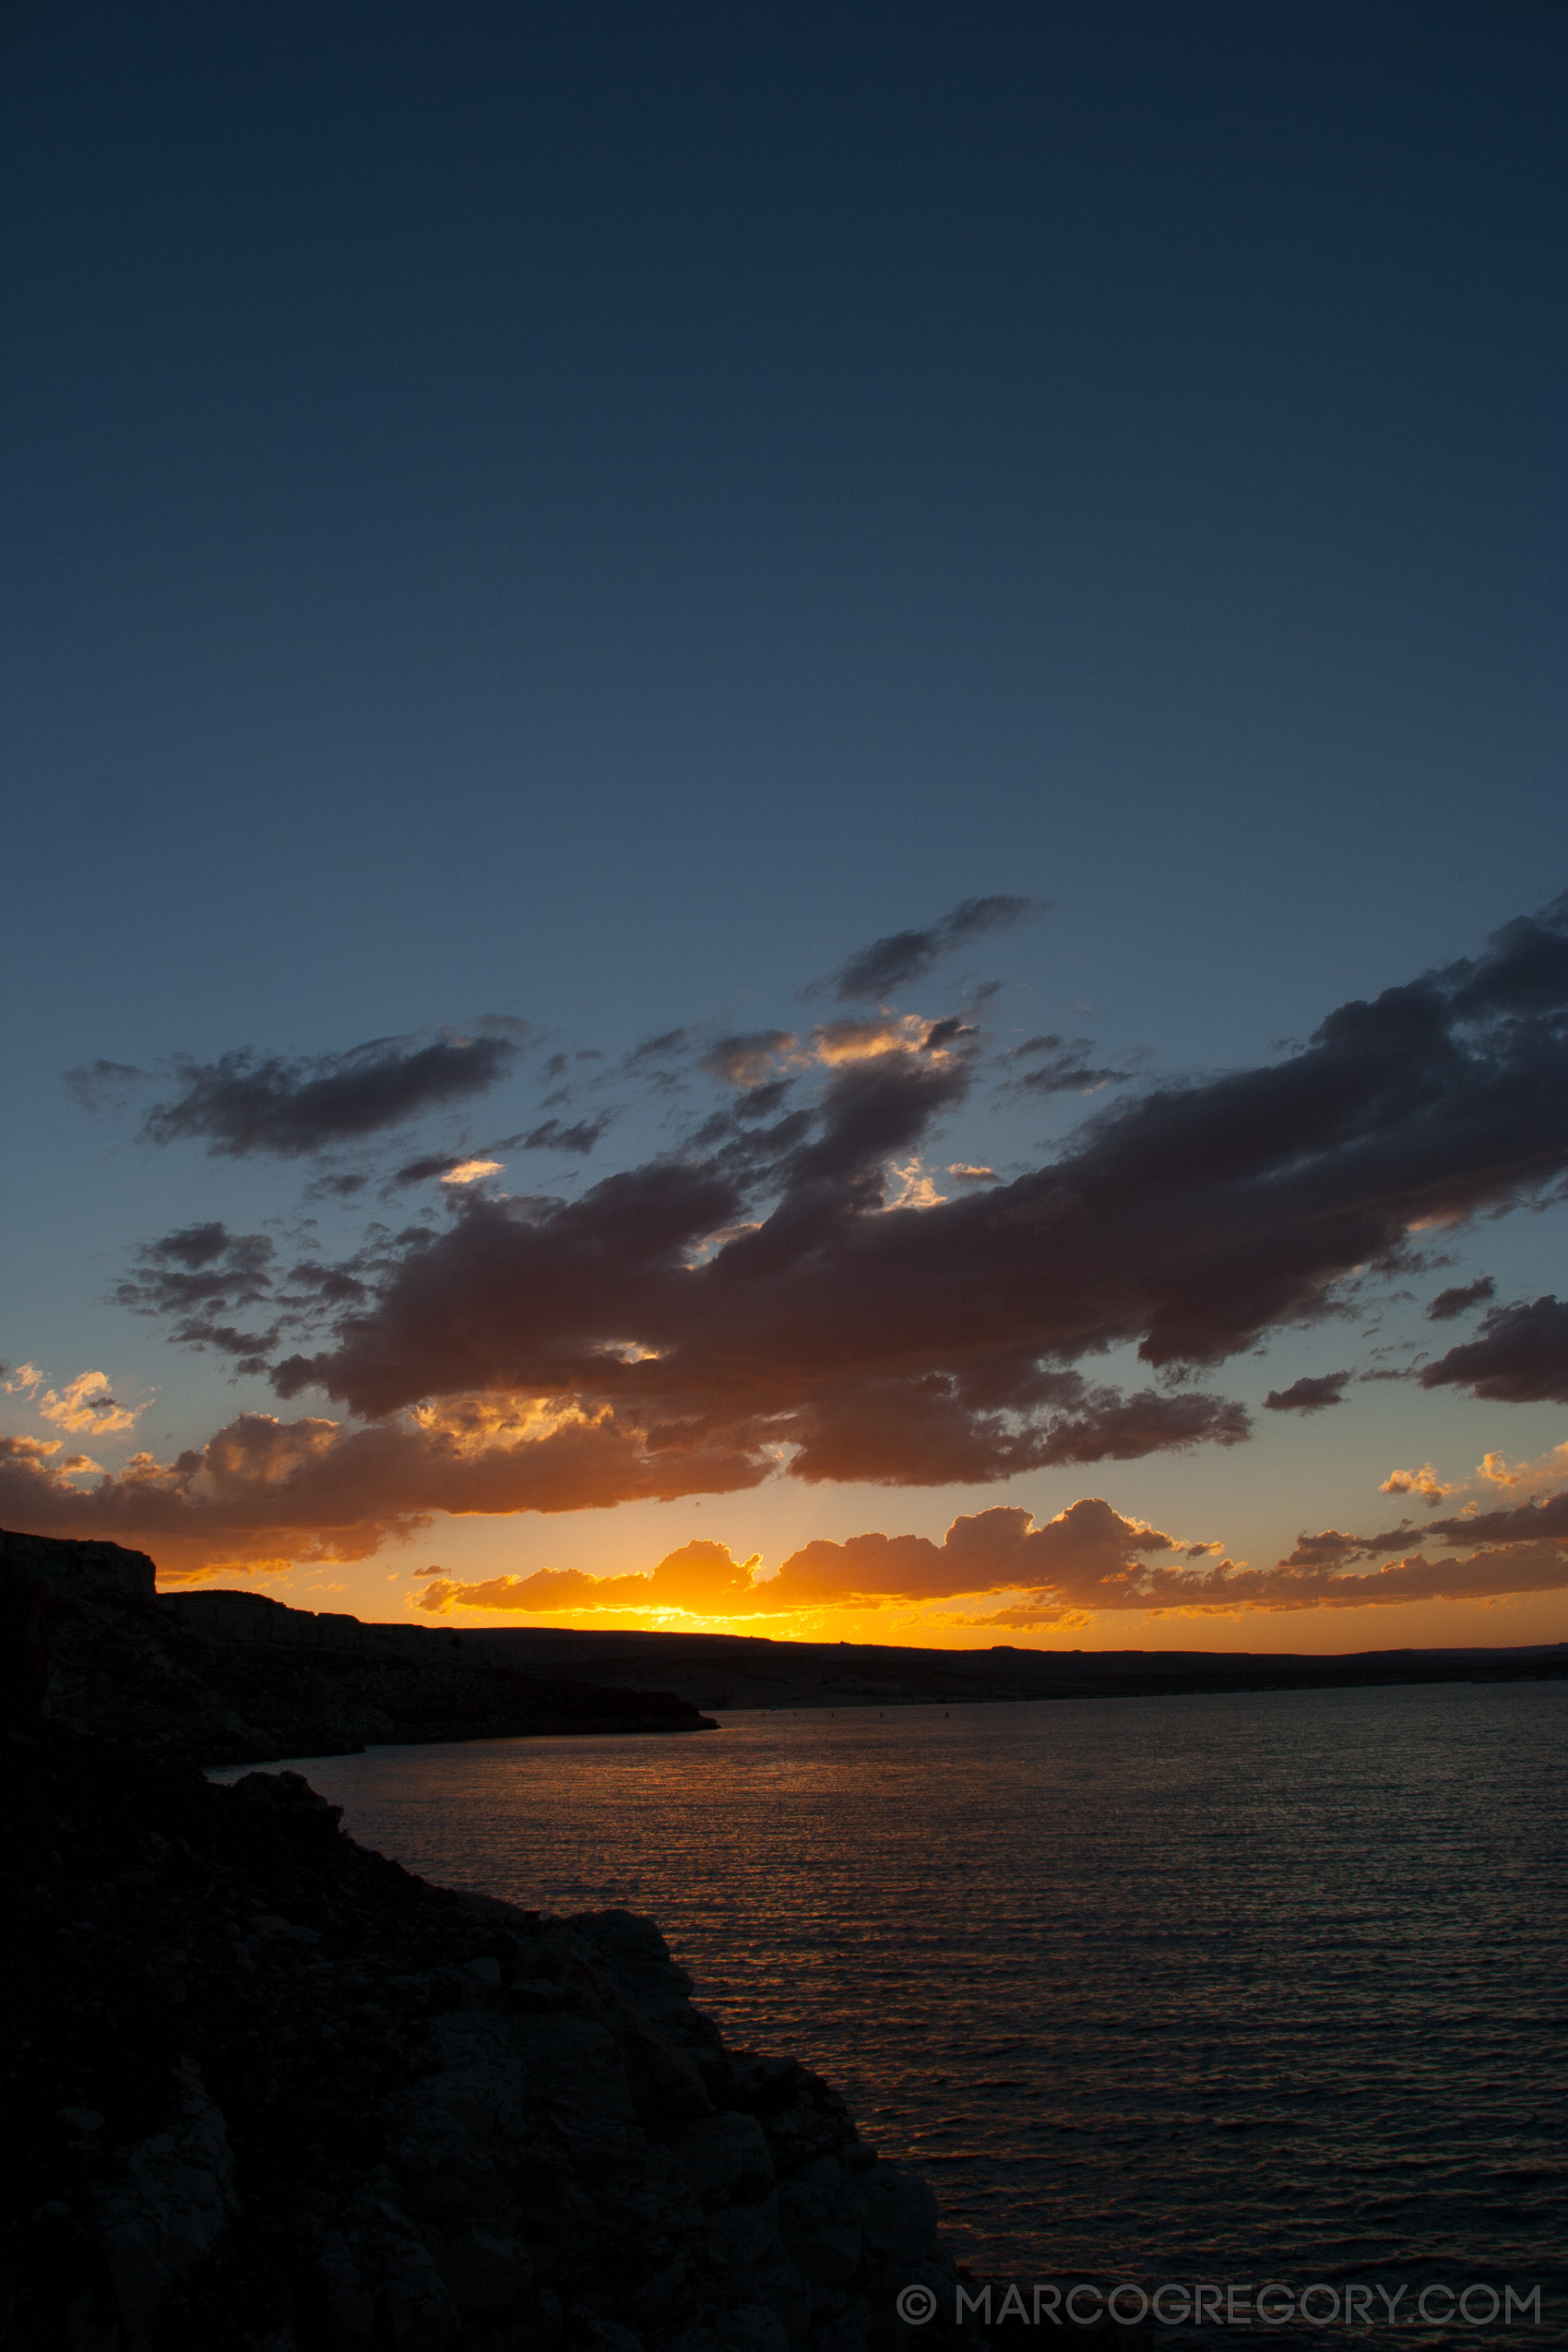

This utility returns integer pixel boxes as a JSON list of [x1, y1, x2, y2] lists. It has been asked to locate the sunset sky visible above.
[[4, 3, 1566, 1653]]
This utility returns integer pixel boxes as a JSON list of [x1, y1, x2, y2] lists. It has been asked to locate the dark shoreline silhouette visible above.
[[2, 1531, 1019, 2350], [457, 1621, 1568, 1718], [1, 1530, 716, 1769]]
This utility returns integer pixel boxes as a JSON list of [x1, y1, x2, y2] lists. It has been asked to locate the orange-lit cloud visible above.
[[413, 1487, 1568, 1624], [1379, 1462, 1455, 1504], [440, 1157, 504, 1185], [1476, 1440, 1568, 1494], [416, 1501, 1208, 1618], [0, 1400, 766, 1581], [39, 1371, 145, 1436]]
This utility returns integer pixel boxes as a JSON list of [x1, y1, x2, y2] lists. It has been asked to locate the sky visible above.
[[3, 1, 1566, 1653]]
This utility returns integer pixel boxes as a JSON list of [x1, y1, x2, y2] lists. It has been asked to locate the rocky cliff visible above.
[[1, 1534, 1140, 2352], [1, 1531, 715, 1766], [2, 1725, 984, 2352]]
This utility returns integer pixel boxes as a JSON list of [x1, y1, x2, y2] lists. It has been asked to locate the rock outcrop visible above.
[[1, 1725, 983, 2351], [1, 1533, 1144, 2351], [0, 1531, 715, 1767]]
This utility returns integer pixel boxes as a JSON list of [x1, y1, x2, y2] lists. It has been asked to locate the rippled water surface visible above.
[[232, 1684, 1568, 2341]]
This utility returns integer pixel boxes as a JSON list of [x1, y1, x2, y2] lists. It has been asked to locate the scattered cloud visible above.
[[1427, 1277, 1496, 1321], [440, 1158, 504, 1186], [59, 892, 1568, 1575], [1263, 1372, 1351, 1414], [3, 1363, 43, 1396], [519, 1117, 609, 1155], [622, 1028, 692, 1084], [700, 1031, 800, 1089], [1107, 1540, 1568, 1615], [391, 1154, 469, 1188], [809, 1014, 936, 1063], [813, 896, 1045, 1003], [1379, 1463, 1455, 1505], [93, 892, 1563, 1510], [1420, 1295, 1568, 1405], [1475, 1440, 1568, 1495], [1001, 1034, 1132, 1097], [39, 1371, 144, 1436], [139, 1029, 521, 1158], [64, 1059, 149, 1111]]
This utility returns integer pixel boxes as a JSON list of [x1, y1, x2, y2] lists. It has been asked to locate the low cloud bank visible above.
[[413, 1488, 1568, 1624]]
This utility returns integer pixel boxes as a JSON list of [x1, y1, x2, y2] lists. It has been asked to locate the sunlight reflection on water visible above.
[[220, 1682, 1568, 2344]]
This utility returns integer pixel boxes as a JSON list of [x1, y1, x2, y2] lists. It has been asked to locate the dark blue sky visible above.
[[4, 3, 1566, 1640]]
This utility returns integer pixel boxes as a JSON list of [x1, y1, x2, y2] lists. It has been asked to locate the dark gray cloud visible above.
[[1427, 1276, 1497, 1321], [1263, 1372, 1351, 1414], [816, 896, 1044, 1002], [140, 1031, 521, 1158], [115, 1223, 282, 1369], [1420, 1295, 1568, 1405], [391, 1154, 467, 1188]]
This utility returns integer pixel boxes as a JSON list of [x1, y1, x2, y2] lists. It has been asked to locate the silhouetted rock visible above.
[[0, 1530, 715, 1766], [1, 1531, 1146, 2349], [0, 1726, 990, 2350]]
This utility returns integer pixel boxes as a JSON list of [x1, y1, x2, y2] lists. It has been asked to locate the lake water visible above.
[[221, 1682, 1568, 2345]]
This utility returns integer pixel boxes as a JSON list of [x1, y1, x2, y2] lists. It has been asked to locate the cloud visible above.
[[1420, 1296, 1568, 1405], [3, 1363, 43, 1396], [768, 1499, 1181, 1608], [139, 1029, 521, 1158], [414, 1479, 1568, 1626], [391, 1154, 468, 1187], [1379, 1463, 1455, 1505], [393, 1153, 508, 1187], [814, 896, 1044, 1002], [809, 1014, 933, 1063], [622, 1028, 692, 1084], [110, 892, 1568, 1519], [0, 1401, 767, 1581], [700, 1032, 799, 1089], [413, 1502, 1191, 1617], [64, 1059, 149, 1110], [38, 1372, 144, 1436], [520, 1118, 609, 1156], [115, 1225, 282, 1367], [415, 1538, 763, 1617], [1002, 1035, 1132, 1097], [1476, 1440, 1568, 1494], [1427, 1277, 1496, 1321], [1263, 1372, 1351, 1414], [1105, 1541, 1568, 1615]]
